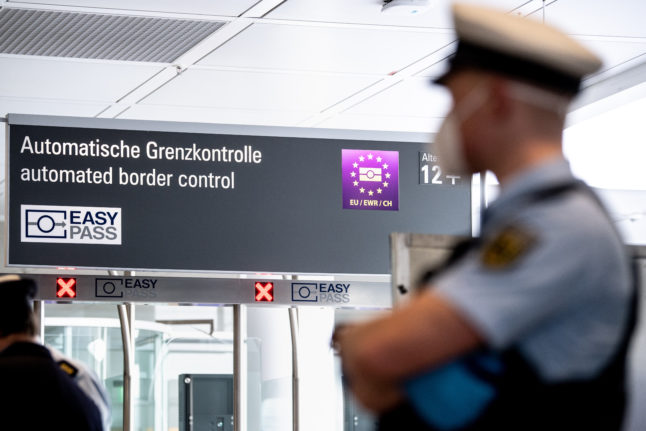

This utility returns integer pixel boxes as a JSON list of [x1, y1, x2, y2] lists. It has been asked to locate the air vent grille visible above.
[[0, 8, 225, 62]]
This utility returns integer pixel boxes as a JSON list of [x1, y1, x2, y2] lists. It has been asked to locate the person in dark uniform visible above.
[[0, 275, 103, 430], [334, 3, 637, 430]]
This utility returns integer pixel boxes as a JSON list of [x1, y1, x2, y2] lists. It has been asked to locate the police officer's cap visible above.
[[435, 3, 603, 94], [0, 275, 38, 336]]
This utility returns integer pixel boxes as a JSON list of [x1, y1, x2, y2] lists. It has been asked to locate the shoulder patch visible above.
[[57, 360, 79, 377], [481, 225, 537, 269]]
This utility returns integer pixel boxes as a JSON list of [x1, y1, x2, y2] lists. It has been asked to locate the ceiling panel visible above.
[[7, 0, 258, 17], [0, 56, 163, 102], [139, 68, 380, 112], [344, 78, 451, 118], [267, 0, 529, 28], [540, 0, 646, 38], [198, 23, 454, 75], [121, 104, 314, 127], [317, 112, 440, 133], [0, 97, 107, 118]]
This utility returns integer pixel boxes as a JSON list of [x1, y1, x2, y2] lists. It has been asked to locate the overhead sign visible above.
[[7, 115, 471, 274]]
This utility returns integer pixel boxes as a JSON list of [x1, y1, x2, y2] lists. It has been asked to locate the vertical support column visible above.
[[480, 171, 487, 220], [33, 300, 45, 342], [288, 307, 300, 431], [119, 303, 135, 431], [127, 303, 135, 430], [233, 304, 247, 431], [471, 172, 484, 237]]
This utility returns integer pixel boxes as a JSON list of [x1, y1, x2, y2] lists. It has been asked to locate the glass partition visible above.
[[44, 303, 234, 431], [42, 301, 389, 431]]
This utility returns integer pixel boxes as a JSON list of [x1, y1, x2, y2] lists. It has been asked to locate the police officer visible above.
[[334, 3, 636, 430], [0, 275, 103, 430]]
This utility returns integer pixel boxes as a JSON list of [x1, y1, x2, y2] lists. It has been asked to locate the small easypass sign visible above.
[[291, 282, 351, 304]]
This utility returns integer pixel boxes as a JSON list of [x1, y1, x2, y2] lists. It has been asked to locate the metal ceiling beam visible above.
[[567, 60, 646, 127]]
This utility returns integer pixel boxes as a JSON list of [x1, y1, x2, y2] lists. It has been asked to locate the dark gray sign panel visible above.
[[7, 116, 470, 274]]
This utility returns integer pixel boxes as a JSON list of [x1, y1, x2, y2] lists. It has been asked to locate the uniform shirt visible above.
[[49, 346, 112, 431], [435, 158, 632, 381], [0, 341, 103, 430]]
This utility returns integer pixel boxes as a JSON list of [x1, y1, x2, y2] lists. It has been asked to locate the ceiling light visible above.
[[381, 0, 432, 16]]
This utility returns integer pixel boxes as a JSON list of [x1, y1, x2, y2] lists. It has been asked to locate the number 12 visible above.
[[421, 164, 443, 184]]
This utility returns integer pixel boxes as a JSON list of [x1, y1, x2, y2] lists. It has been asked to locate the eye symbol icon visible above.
[[25, 209, 68, 238]]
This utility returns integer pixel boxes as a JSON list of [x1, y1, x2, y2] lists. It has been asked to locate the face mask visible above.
[[432, 84, 489, 176], [434, 111, 467, 175]]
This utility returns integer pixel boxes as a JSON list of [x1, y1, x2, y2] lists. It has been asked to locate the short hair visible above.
[[0, 276, 38, 338]]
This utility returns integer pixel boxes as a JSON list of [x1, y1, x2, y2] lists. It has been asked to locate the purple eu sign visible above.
[[342, 149, 399, 211]]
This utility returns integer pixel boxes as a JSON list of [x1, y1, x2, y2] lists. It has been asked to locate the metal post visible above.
[[233, 304, 247, 431], [33, 300, 45, 342], [127, 303, 135, 430], [118, 303, 135, 431], [288, 307, 300, 431], [480, 171, 487, 220]]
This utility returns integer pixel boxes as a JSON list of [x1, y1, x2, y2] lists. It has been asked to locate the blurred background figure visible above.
[[0, 274, 104, 430]]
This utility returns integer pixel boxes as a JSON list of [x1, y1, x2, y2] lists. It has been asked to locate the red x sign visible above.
[[255, 282, 274, 302], [56, 278, 77, 298]]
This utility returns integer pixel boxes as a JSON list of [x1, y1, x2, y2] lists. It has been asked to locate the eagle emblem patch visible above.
[[481, 225, 537, 269]]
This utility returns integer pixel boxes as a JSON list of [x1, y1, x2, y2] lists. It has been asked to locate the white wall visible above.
[[598, 189, 646, 245]]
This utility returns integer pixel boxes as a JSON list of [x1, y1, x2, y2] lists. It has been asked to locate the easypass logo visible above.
[[21, 204, 121, 245], [291, 282, 350, 304]]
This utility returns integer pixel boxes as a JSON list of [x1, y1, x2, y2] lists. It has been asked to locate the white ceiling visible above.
[[0, 0, 644, 132]]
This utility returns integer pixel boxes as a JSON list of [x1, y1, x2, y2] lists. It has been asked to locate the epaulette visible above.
[[57, 360, 79, 378]]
